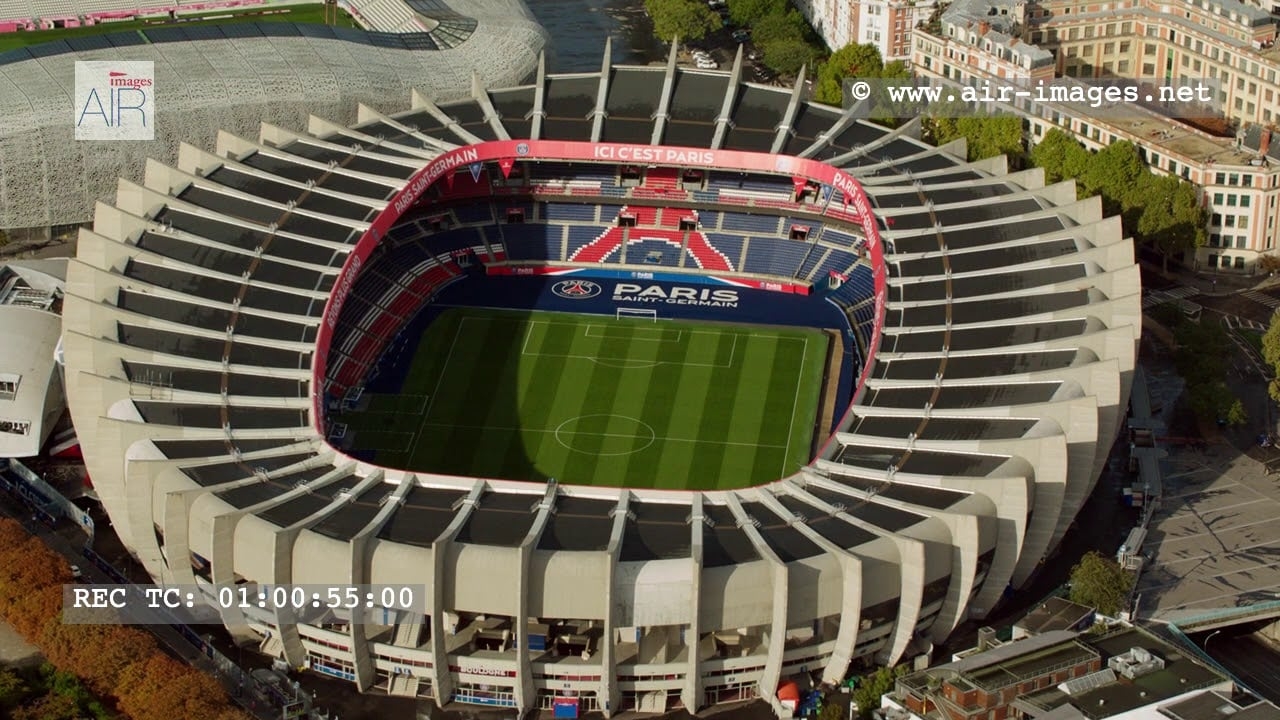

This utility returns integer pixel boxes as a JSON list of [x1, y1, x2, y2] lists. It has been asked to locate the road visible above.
[[1193, 625, 1280, 704]]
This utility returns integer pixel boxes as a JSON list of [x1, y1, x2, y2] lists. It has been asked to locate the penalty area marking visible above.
[[521, 321, 739, 369], [583, 324, 685, 342], [553, 414, 656, 456]]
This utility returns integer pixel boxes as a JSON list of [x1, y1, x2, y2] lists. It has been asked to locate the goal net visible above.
[[616, 308, 658, 322]]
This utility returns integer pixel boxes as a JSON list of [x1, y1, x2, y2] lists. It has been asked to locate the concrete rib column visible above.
[[429, 483, 484, 708], [515, 482, 559, 715], [209, 457, 341, 645], [271, 464, 365, 671], [650, 40, 679, 145], [761, 487, 863, 685], [347, 471, 410, 692], [600, 490, 630, 717], [684, 494, 704, 712], [723, 495, 787, 713]]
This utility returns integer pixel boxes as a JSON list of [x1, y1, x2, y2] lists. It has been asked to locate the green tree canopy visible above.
[[1030, 128, 1090, 184], [926, 114, 1024, 162], [645, 0, 719, 43], [815, 42, 888, 106], [1068, 551, 1133, 616], [726, 0, 786, 25], [1133, 173, 1207, 272], [852, 665, 911, 719], [751, 8, 806, 45], [1263, 312, 1280, 403], [1079, 140, 1145, 208], [761, 38, 814, 75]]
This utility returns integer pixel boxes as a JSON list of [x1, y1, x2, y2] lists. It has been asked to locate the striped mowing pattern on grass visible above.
[[339, 308, 829, 490]]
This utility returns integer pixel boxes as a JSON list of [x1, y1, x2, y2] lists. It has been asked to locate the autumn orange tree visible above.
[[0, 518, 250, 720]]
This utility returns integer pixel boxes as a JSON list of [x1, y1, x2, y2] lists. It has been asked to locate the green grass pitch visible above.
[[338, 308, 830, 490]]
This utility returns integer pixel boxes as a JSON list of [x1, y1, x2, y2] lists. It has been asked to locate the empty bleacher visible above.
[[684, 232, 733, 271], [570, 227, 624, 263], [565, 225, 600, 257], [500, 223, 562, 261], [720, 212, 782, 235], [453, 202, 494, 225], [739, 236, 810, 277], [541, 202, 598, 222]]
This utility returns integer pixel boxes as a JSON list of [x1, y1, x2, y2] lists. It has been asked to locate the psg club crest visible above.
[[551, 280, 602, 299], [516, 143, 530, 156]]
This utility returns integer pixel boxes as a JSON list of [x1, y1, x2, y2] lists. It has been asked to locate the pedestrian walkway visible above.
[[1223, 315, 1266, 331], [1144, 286, 1200, 310], [1244, 290, 1280, 310]]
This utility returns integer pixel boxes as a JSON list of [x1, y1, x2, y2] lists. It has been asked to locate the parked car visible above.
[[732, 28, 751, 42], [696, 58, 719, 69]]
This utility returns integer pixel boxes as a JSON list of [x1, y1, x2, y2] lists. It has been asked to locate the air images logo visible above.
[[551, 280, 602, 299], [74, 61, 154, 141]]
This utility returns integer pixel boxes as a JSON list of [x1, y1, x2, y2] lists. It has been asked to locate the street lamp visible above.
[[1204, 629, 1223, 651]]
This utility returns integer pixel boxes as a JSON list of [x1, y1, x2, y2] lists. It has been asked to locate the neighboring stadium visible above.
[[61, 42, 1141, 716], [0, 0, 545, 229]]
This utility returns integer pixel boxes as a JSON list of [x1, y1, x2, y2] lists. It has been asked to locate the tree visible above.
[[1030, 128, 1090, 184], [11, 691, 81, 720], [726, 0, 785, 25], [1133, 173, 1207, 272], [42, 622, 156, 695], [815, 42, 889, 106], [852, 665, 911, 719], [752, 9, 806, 45], [0, 668, 28, 708], [927, 114, 1024, 162], [1068, 551, 1133, 616], [645, 0, 719, 43], [117, 654, 243, 720], [762, 38, 814, 75], [1079, 140, 1145, 210], [1263, 312, 1280, 403]]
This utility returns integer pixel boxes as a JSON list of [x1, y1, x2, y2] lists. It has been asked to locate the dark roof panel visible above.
[[537, 496, 617, 551], [454, 492, 539, 547]]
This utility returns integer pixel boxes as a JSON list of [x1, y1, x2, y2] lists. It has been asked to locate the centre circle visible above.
[[553, 414, 657, 456]]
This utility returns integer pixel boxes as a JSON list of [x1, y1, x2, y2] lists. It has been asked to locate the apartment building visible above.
[[795, 0, 935, 60], [910, 0, 1280, 271]]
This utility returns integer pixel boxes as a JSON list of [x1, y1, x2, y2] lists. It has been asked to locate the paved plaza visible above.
[[1136, 442, 1280, 622]]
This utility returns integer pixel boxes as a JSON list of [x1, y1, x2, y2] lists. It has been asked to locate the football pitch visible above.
[[337, 308, 830, 490]]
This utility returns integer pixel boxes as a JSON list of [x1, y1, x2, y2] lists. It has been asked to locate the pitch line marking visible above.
[[781, 337, 808, 477], [521, 320, 754, 369], [416, 421, 787, 449], [410, 317, 467, 460], [583, 324, 685, 343], [553, 414, 657, 456]]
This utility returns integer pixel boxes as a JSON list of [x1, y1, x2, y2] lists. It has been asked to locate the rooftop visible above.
[[895, 627, 1230, 720], [1017, 598, 1097, 636], [1161, 691, 1280, 720], [1017, 628, 1230, 720]]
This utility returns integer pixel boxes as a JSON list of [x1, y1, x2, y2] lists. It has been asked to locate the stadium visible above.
[[61, 43, 1140, 716]]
